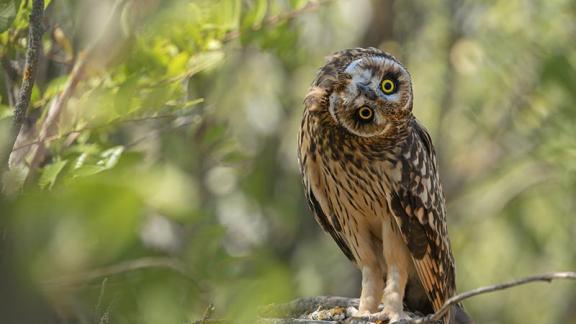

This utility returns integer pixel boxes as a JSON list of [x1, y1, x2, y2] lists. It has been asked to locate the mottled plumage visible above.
[[298, 48, 470, 323]]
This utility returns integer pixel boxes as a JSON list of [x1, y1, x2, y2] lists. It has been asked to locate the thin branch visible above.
[[42, 257, 203, 291], [1, 0, 45, 170], [11, 106, 203, 153], [12, 0, 44, 133], [428, 271, 576, 322], [200, 303, 216, 323]]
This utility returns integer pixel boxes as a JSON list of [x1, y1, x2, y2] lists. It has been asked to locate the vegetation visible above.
[[0, 0, 574, 323]]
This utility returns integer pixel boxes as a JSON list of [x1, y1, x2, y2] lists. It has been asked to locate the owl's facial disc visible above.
[[328, 55, 413, 138]]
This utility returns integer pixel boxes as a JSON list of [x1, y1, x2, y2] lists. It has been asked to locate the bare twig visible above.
[[1, 0, 44, 170], [200, 303, 216, 323], [94, 278, 108, 320], [428, 271, 576, 322]]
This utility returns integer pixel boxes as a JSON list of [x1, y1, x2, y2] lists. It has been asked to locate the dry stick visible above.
[[2, 0, 44, 170], [25, 52, 88, 177], [427, 271, 576, 322]]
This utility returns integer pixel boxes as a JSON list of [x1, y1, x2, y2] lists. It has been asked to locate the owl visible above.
[[298, 48, 471, 323]]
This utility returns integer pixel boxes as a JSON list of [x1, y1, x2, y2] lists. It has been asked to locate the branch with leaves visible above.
[[2, 0, 337, 193], [8, 0, 128, 185]]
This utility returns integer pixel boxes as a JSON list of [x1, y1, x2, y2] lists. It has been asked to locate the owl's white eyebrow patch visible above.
[[345, 58, 373, 85]]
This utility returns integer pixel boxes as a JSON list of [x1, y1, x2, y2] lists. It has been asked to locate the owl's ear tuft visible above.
[[304, 86, 328, 112]]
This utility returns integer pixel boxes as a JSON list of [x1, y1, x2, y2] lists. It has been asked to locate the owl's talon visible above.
[[347, 307, 392, 323], [379, 309, 411, 323], [346, 306, 373, 318]]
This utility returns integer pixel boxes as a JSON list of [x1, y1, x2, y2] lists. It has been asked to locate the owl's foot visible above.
[[378, 308, 411, 323], [346, 306, 411, 323], [306, 306, 347, 321], [346, 306, 369, 318]]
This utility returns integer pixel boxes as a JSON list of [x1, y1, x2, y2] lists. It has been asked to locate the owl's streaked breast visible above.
[[299, 110, 405, 263]]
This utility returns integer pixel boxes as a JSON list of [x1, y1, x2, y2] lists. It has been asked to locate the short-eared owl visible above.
[[298, 48, 471, 323]]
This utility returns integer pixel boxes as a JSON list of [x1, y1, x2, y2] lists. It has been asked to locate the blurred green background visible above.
[[0, 0, 575, 323]]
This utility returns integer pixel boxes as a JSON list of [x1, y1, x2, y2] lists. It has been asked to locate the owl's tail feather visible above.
[[451, 304, 474, 324]]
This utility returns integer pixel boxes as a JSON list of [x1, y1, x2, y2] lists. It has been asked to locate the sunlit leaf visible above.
[[99, 146, 124, 169], [71, 146, 124, 178]]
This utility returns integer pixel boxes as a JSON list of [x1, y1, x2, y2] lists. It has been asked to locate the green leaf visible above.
[[99, 146, 124, 169], [71, 146, 125, 178], [39, 159, 68, 190], [0, 0, 22, 32]]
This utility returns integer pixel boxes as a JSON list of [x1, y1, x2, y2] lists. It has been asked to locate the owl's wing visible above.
[[388, 121, 455, 316], [304, 184, 356, 262]]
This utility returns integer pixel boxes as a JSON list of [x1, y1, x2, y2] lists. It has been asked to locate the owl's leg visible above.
[[347, 264, 383, 318], [380, 219, 411, 321], [358, 265, 384, 315]]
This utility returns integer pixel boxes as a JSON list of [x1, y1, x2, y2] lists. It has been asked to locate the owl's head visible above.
[[305, 48, 413, 138]]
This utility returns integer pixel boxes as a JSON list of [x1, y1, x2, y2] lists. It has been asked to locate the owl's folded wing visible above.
[[387, 122, 455, 320], [305, 187, 356, 263]]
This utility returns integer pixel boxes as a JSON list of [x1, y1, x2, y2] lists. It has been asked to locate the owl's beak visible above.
[[356, 83, 377, 101]]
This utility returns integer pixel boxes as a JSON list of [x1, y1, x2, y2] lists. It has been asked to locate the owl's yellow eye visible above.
[[357, 107, 374, 122], [381, 79, 396, 94]]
